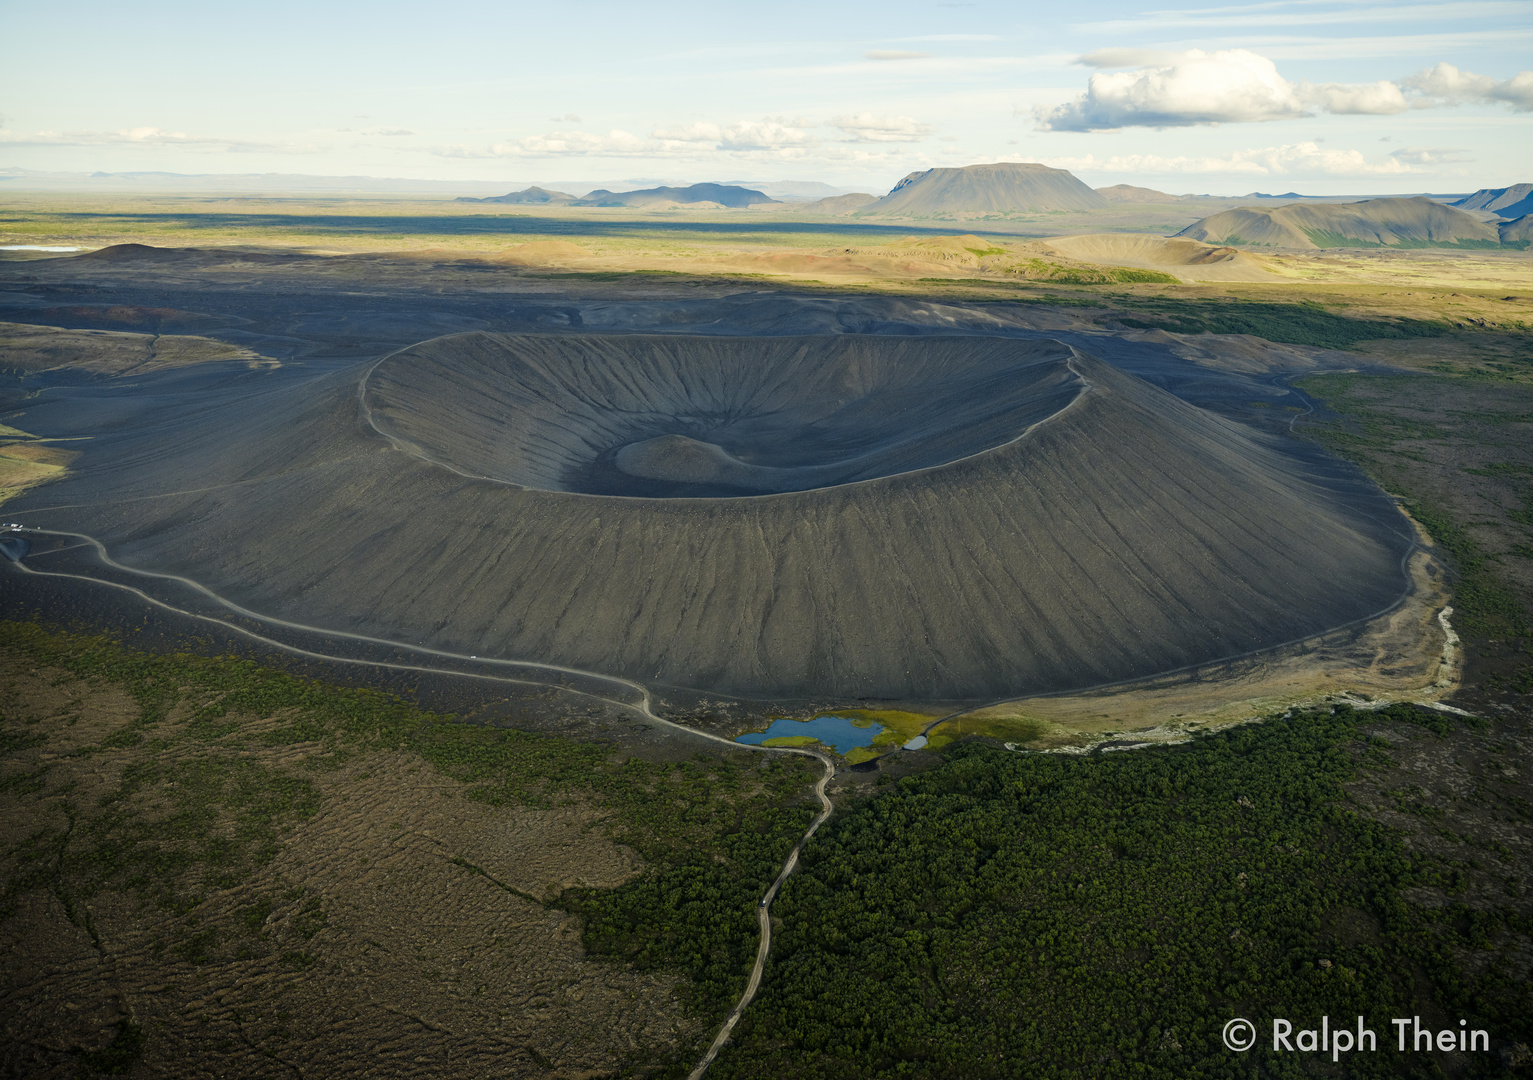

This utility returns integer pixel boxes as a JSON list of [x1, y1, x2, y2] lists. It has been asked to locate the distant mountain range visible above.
[[1176, 197, 1510, 249], [1452, 184, 1533, 219], [572, 182, 776, 208], [455, 186, 577, 205]]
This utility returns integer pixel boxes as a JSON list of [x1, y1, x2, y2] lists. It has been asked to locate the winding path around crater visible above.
[[3, 526, 832, 1079]]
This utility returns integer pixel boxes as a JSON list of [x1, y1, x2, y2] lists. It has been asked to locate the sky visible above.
[[2, 0, 1531, 195]]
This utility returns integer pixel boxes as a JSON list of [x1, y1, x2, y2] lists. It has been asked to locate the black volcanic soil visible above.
[[7, 323, 1413, 701]]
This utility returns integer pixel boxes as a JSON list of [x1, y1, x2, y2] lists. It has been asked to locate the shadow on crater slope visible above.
[[365, 334, 1082, 498], [11, 332, 1412, 702]]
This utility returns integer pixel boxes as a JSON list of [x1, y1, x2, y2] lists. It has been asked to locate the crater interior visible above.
[[365, 333, 1083, 497]]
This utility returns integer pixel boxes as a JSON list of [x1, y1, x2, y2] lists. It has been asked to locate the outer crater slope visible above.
[[13, 331, 1412, 703], [343, 332, 1406, 699]]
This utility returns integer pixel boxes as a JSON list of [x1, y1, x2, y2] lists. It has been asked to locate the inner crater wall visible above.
[[363, 334, 1084, 498]]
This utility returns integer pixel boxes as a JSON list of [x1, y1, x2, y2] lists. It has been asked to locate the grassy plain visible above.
[[4, 191, 1531, 302]]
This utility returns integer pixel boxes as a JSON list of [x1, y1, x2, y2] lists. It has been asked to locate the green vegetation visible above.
[[1294, 372, 1532, 642], [1118, 299, 1449, 349], [710, 704, 1528, 1079], [932, 714, 1053, 746], [0, 622, 817, 1038], [1104, 267, 1181, 284], [836, 708, 934, 752], [1003, 258, 1180, 285]]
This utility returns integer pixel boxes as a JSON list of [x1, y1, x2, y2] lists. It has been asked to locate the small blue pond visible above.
[[736, 715, 882, 755]]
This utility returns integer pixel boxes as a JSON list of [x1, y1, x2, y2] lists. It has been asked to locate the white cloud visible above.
[[1040, 49, 1532, 130], [649, 122, 723, 143], [1076, 48, 1182, 69], [1038, 49, 1308, 130], [1249, 28, 1533, 61], [550, 113, 582, 123], [651, 119, 818, 149], [865, 50, 931, 61], [1297, 80, 1409, 114], [447, 114, 929, 160], [431, 129, 657, 158], [0, 126, 319, 153], [1075, 1, 1531, 34], [1043, 141, 1419, 176], [830, 113, 932, 142], [717, 119, 819, 150], [1388, 146, 1472, 164], [1404, 62, 1533, 110], [434, 118, 826, 159]]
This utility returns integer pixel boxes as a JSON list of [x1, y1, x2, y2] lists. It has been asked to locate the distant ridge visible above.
[[572, 182, 776, 208], [796, 192, 878, 215], [719, 180, 851, 200], [860, 162, 1108, 217], [1453, 183, 1533, 219], [456, 186, 577, 205], [1176, 196, 1502, 249], [1500, 215, 1533, 244], [1095, 184, 1180, 204]]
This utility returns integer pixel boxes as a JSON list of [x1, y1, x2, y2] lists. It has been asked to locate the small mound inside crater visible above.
[[614, 435, 769, 488], [365, 333, 1084, 497]]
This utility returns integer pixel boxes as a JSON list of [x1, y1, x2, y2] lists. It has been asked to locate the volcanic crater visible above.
[[330, 331, 1412, 699], [363, 333, 1084, 498]]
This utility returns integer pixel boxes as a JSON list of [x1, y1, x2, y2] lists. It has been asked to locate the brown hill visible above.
[[1095, 184, 1180, 203], [1030, 234, 1277, 282], [860, 162, 1108, 217], [1176, 197, 1502, 249], [795, 192, 878, 215], [457, 186, 577, 205]]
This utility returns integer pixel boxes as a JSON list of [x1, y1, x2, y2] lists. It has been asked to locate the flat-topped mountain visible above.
[[572, 182, 775, 208], [860, 162, 1108, 217], [1176, 196, 1502, 249]]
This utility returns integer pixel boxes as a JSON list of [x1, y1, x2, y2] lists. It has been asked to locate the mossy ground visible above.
[[0, 621, 820, 1078]]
